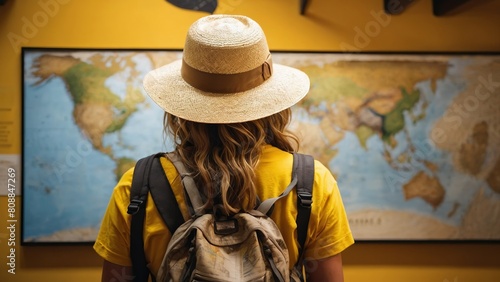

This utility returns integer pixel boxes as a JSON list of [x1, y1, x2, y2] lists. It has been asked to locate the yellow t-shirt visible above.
[[93, 145, 354, 277]]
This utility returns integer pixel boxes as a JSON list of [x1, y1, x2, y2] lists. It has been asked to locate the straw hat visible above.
[[143, 14, 310, 124]]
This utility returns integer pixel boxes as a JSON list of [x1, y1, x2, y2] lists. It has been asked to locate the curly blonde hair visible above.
[[164, 108, 299, 215]]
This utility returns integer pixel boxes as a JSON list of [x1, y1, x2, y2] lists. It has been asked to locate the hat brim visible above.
[[143, 60, 310, 124]]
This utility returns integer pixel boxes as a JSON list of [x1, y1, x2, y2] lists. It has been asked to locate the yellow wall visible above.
[[1, 0, 499, 281]]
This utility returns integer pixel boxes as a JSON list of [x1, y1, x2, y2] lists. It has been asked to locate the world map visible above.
[[22, 49, 500, 242]]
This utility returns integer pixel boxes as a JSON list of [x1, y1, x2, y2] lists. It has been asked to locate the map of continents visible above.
[[23, 51, 173, 242], [281, 53, 500, 239], [23, 50, 500, 242]]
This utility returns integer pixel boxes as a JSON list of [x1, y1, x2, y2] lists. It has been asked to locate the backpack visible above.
[[127, 152, 314, 282]]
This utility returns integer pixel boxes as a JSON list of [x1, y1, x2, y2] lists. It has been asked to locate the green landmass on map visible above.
[[295, 59, 450, 207], [31, 54, 145, 180], [382, 87, 421, 142]]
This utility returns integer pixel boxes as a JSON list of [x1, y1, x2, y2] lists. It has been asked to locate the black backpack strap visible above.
[[149, 154, 185, 232], [127, 152, 184, 282], [127, 153, 157, 282], [293, 153, 314, 276]]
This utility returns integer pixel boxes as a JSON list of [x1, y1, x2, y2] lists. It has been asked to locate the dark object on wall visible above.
[[0, 0, 8, 5], [432, 0, 473, 16], [384, 0, 415, 15], [300, 0, 309, 15], [384, 0, 475, 16], [166, 0, 217, 14]]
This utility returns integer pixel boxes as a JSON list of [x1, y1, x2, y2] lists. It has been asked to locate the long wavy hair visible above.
[[164, 108, 299, 215]]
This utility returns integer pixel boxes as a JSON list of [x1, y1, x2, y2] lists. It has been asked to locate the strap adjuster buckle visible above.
[[127, 199, 144, 215], [297, 192, 312, 208]]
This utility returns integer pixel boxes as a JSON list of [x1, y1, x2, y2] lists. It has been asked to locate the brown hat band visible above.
[[181, 54, 273, 93]]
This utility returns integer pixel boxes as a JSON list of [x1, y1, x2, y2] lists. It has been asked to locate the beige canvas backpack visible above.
[[128, 152, 314, 282]]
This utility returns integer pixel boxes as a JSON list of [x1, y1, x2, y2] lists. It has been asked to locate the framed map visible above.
[[21, 48, 500, 243]]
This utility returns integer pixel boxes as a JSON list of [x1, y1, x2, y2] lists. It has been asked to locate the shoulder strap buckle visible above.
[[127, 199, 144, 215], [297, 192, 312, 208]]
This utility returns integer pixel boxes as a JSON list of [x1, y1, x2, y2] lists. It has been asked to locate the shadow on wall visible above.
[[21, 244, 101, 268], [18, 241, 500, 269], [344, 241, 500, 267]]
